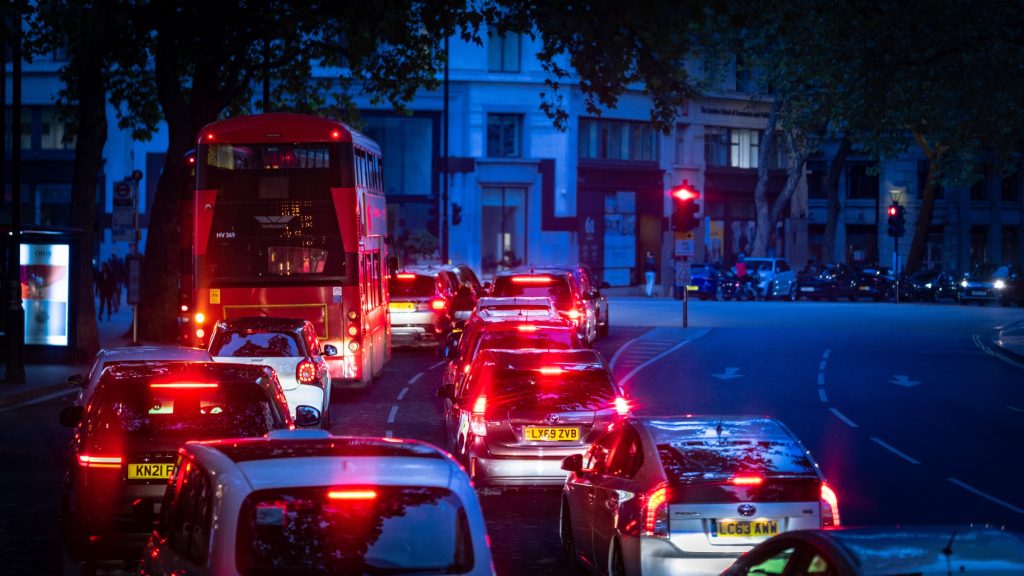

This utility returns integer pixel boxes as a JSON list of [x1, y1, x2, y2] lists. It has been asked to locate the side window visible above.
[[606, 427, 643, 478], [777, 260, 791, 273], [157, 455, 187, 538], [305, 326, 320, 356], [745, 546, 796, 575], [585, 429, 622, 474], [167, 460, 214, 566]]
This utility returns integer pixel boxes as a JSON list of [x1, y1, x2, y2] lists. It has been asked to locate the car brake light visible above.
[[470, 395, 487, 436], [430, 298, 447, 311], [511, 276, 553, 284], [397, 273, 416, 280], [820, 482, 840, 527], [296, 360, 318, 384], [538, 367, 564, 375], [150, 383, 218, 389], [78, 454, 123, 469], [567, 309, 581, 320], [642, 484, 669, 537], [614, 396, 631, 416], [517, 325, 538, 332], [327, 489, 377, 500], [731, 475, 764, 486]]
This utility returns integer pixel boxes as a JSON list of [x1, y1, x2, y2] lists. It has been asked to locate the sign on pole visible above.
[[111, 180, 134, 242], [674, 231, 695, 257]]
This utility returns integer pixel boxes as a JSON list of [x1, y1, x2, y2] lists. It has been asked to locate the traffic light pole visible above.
[[894, 237, 899, 305], [682, 256, 689, 328]]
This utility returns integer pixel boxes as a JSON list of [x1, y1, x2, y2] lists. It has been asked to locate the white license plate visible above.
[[971, 290, 987, 296], [800, 287, 815, 292]]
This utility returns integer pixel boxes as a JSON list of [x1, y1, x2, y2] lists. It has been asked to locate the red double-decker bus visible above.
[[183, 113, 389, 390]]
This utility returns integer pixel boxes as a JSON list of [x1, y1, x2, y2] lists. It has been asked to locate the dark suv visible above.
[[437, 349, 628, 488], [490, 269, 598, 345]]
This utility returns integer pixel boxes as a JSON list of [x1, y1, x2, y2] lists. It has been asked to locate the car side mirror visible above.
[[294, 405, 321, 428], [436, 384, 456, 399], [561, 453, 584, 473], [322, 344, 338, 357], [59, 405, 84, 428], [66, 374, 85, 388]]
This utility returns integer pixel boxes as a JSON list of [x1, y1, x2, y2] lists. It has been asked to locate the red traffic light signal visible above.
[[887, 205, 898, 217], [671, 186, 699, 202], [670, 181, 701, 232]]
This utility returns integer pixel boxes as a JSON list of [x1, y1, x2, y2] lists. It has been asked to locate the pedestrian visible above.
[[110, 252, 125, 313], [644, 251, 657, 297], [97, 263, 116, 321]]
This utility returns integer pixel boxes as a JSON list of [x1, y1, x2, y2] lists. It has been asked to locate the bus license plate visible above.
[[127, 463, 176, 480], [524, 426, 580, 441], [714, 519, 779, 538], [389, 302, 416, 312]]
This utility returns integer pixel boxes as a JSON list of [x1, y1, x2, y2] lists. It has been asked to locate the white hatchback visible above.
[[138, 430, 495, 576], [208, 317, 335, 428]]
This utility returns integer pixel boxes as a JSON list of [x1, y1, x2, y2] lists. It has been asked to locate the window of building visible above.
[[846, 162, 878, 199], [674, 124, 687, 165], [767, 133, 787, 169], [729, 128, 759, 169], [704, 127, 730, 167], [916, 160, 943, 199], [363, 115, 434, 198], [970, 175, 989, 201], [4, 107, 32, 150], [481, 187, 526, 276], [735, 54, 757, 94], [40, 108, 75, 150], [1001, 173, 1020, 202], [486, 114, 522, 158], [970, 225, 988, 267], [1002, 226, 1019, 265], [806, 159, 827, 199], [487, 29, 520, 73], [579, 118, 656, 162]]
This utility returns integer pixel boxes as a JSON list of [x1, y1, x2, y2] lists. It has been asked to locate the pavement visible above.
[[0, 297, 143, 410], [2, 293, 1024, 412]]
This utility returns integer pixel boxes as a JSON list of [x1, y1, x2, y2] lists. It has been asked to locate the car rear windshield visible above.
[[486, 369, 616, 412], [658, 440, 815, 484], [478, 329, 578, 352], [389, 275, 436, 298], [210, 330, 302, 357], [491, 276, 573, 309], [236, 486, 474, 576], [88, 384, 282, 440]]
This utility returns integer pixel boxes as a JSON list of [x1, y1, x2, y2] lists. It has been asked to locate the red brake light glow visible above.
[[517, 325, 538, 332], [643, 484, 669, 537], [396, 273, 416, 280], [327, 489, 377, 501], [511, 276, 553, 284], [330, 129, 342, 140], [731, 475, 764, 486], [430, 298, 447, 311], [78, 454, 123, 469], [472, 396, 487, 414], [820, 482, 841, 527], [538, 367, 564, 375], [567, 309, 581, 320], [296, 360, 318, 384], [150, 383, 218, 389], [614, 396, 631, 416], [470, 395, 487, 436]]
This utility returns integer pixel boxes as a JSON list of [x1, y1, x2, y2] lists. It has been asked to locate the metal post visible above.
[[441, 34, 450, 264], [894, 237, 899, 305], [682, 256, 689, 328], [5, 12, 26, 383], [130, 175, 140, 344]]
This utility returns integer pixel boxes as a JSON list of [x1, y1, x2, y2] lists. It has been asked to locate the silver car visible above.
[[438, 348, 628, 488], [388, 267, 460, 346], [560, 416, 838, 575]]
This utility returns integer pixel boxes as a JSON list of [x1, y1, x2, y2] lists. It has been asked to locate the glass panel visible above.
[[481, 188, 527, 275], [502, 33, 520, 72], [604, 191, 636, 286], [487, 29, 502, 71], [40, 108, 75, 149], [210, 330, 302, 357]]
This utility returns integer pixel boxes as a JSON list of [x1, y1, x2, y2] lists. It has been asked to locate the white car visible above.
[[208, 317, 335, 429], [138, 430, 495, 576], [743, 257, 797, 299], [67, 345, 213, 408]]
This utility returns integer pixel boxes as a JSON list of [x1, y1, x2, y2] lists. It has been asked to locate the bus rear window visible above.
[[88, 384, 282, 440], [236, 486, 474, 575]]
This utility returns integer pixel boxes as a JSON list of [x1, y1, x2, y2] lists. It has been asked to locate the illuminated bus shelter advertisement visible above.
[[21, 243, 70, 346]]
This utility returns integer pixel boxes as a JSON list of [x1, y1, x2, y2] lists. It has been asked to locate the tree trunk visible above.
[[906, 131, 943, 274], [823, 136, 851, 263], [67, 4, 109, 361], [766, 132, 812, 250], [751, 100, 781, 256]]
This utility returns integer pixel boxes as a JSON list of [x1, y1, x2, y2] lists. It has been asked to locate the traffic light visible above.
[[887, 202, 906, 238], [451, 203, 462, 226], [670, 181, 700, 232]]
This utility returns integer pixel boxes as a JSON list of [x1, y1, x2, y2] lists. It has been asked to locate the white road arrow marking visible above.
[[712, 367, 744, 380], [890, 375, 921, 387]]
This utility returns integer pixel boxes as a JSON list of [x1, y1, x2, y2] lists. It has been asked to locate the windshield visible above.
[[484, 369, 616, 412], [88, 384, 282, 440], [199, 143, 349, 282], [657, 440, 815, 483], [971, 264, 1009, 278], [477, 329, 578, 353], [389, 275, 437, 298], [491, 277, 574, 309], [210, 330, 302, 357], [236, 486, 474, 576]]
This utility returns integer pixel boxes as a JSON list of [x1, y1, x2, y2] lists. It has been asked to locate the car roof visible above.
[[188, 433, 455, 492], [475, 307, 564, 323], [397, 265, 452, 277], [637, 415, 795, 445], [95, 345, 212, 364], [476, 296, 556, 308], [475, 348, 604, 370], [477, 316, 573, 330], [494, 268, 573, 279], [822, 526, 1024, 571], [96, 361, 278, 389], [215, 317, 309, 331]]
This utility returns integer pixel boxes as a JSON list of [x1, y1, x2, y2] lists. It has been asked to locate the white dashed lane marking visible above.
[[948, 478, 1024, 514], [823, 348, 831, 359], [430, 361, 447, 370], [829, 408, 858, 428], [409, 372, 424, 384], [818, 389, 828, 403], [385, 430, 393, 438], [397, 387, 409, 401], [870, 437, 920, 465], [387, 405, 399, 423], [817, 373, 825, 386]]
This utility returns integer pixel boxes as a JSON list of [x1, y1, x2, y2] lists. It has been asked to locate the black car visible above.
[[906, 269, 960, 302], [792, 263, 859, 301], [852, 267, 896, 301]]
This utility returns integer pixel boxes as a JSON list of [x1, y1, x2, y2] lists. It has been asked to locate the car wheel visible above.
[[598, 319, 609, 338], [560, 501, 583, 572], [609, 539, 626, 576]]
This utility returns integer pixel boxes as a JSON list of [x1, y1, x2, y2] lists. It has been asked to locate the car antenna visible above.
[[941, 530, 957, 576], [715, 419, 723, 438]]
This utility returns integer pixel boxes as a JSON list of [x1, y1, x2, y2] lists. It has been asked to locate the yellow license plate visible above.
[[715, 519, 779, 538], [389, 302, 416, 312], [127, 463, 176, 480], [859, 286, 870, 291], [524, 426, 580, 441]]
